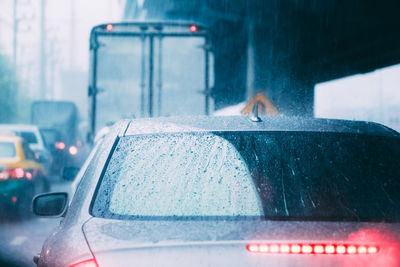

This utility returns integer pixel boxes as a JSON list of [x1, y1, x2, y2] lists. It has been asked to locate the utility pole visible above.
[[69, 0, 75, 68], [48, 40, 54, 99], [40, 0, 46, 98], [246, 20, 255, 100], [13, 0, 17, 66]]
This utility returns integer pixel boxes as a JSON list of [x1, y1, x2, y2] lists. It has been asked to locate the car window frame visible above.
[[21, 140, 36, 161]]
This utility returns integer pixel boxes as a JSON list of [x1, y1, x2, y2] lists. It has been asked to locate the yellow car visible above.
[[0, 135, 48, 213]]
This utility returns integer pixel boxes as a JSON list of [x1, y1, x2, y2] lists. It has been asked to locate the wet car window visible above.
[[93, 133, 263, 218], [0, 142, 16, 158], [93, 131, 400, 222]]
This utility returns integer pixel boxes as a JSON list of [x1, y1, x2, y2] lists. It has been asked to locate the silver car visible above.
[[33, 116, 400, 267]]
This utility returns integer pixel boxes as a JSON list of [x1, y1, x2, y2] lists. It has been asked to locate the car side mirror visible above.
[[32, 192, 68, 217], [62, 167, 80, 181]]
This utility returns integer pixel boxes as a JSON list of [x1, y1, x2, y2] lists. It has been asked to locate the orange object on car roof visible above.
[[241, 92, 279, 116]]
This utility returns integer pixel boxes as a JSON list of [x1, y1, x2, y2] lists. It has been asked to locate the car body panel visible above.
[[124, 116, 399, 137], [92, 243, 398, 267], [37, 223, 94, 267], [37, 121, 130, 267], [83, 218, 400, 267]]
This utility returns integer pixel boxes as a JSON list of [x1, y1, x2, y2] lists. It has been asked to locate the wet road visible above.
[[0, 180, 72, 267]]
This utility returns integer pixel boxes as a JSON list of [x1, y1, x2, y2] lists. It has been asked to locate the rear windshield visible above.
[[0, 142, 17, 158], [16, 131, 38, 144], [40, 129, 61, 148], [92, 131, 400, 222]]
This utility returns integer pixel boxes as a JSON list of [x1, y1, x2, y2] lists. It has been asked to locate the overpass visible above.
[[123, 0, 400, 116]]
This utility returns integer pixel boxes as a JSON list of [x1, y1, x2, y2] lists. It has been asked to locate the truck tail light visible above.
[[106, 24, 113, 31], [189, 25, 198, 32], [55, 142, 66, 150]]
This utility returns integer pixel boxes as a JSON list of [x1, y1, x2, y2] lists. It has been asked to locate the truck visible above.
[[87, 21, 214, 142]]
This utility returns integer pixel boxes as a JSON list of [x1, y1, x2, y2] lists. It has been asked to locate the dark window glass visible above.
[[22, 141, 36, 160], [17, 131, 38, 144], [40, 129, 61, 149], [92, 132, 400, 222], [0, 142, 16, 158]]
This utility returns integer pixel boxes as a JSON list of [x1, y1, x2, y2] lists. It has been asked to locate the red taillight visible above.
[[336, 245, 346, 254], [13, 167, 25, 178], [368, 246, 378, 254], [26, 171, 33, 180], [301, 244, 312, 254], [313, 245, 324, 254], [1, 168, 26, 179], [280, 244, 290, 253], [246, 243, 379, 255], [70, 259, 98, 267], [290, 244, 301, 253], [347, 245, 357, 254], [189, 25, 198, 32], [106, 23, 113, 31], [55, 142, 66, 150], [0, 169, 9, 180], [270, 244, 279, 253], [247, 244, 259, 252], [325, 245, 335, 254]]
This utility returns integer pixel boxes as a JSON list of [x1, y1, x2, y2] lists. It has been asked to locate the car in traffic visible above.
[[32, 116, 400, 267], [0, 124, 53, 176], [39, 127, 87, 176], [0, 135, 48, 217]]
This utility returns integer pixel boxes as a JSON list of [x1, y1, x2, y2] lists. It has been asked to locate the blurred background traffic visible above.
[[0, 1, 123, 265], [0, 0, 119, 222]]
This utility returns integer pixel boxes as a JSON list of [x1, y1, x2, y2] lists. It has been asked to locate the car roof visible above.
[[0, 135, 23, 143], [0, 124, 40, 131], [122, 116, 399, 137]]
